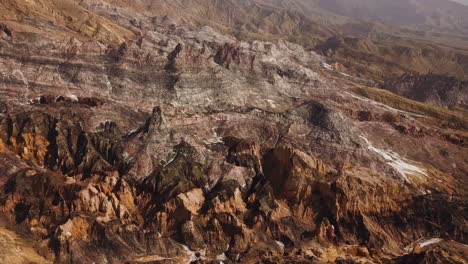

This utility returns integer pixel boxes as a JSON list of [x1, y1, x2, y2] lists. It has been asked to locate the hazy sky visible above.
[[452, 0, 468, 5]]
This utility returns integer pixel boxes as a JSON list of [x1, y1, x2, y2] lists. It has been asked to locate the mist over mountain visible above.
[[452, 0, 468, 5], [316, 0, 468, 33]]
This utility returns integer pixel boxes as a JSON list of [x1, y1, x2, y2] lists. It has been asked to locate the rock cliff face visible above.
[[383, 73, 468, 109], [0, 0, 467, 263]]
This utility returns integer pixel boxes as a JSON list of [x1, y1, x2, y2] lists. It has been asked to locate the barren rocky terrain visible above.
[[0, 0, 467, 263]]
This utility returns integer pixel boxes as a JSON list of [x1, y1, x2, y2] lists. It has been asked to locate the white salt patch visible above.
[[181, 244, 197, 262], [204, 127, 223, 144], [103, 74, 113, 95], [164, 153, 178, 167], [275, 240, 285, 249], [339, 72, 351, 77], [345, 91, 424, 118], [128, 128, 139, 134], [68, 94, 79, 102], [266, 99, 277, 108], [322, 62, 351, 77], [12, 69, 29, 87], [361, 136, 427, 183], [216, 253, 227, 261], [419, 238, 442, 248], [322, 62, 333, 70], [199, 249, 206, 259]]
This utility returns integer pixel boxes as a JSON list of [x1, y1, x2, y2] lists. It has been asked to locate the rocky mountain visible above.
[[0, 0, 467, 263], [383, 73, 468, 109], [317, 0, 468, 34], [83, 0, 468, 81]]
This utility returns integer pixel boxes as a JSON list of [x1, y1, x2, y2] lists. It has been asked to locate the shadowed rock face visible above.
[[0, 1, 467, 263], [383, 73, 468, 109]]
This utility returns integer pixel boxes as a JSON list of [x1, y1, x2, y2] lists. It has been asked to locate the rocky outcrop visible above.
[[0, 111, 127, 175], [395, 239, 468, 264], [263, 147, 327, 203], [383, 73, 468, 109]]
